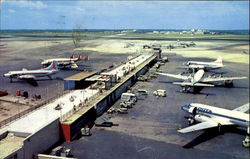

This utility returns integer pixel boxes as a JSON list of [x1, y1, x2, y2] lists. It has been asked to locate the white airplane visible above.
[[41, 55, 89, 69], [178, 103, 250, 147], [184, 56, 224, 70], [4, 61, 59, 85], [156, 70, 247, 93]]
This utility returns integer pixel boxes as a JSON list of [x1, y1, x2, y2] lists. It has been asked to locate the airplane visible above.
[[41, 55, 89, 69], [156, 69, 247, 93], [178, 103, 250, 147], [3, 61, 59, 86], [184, 56, 224, 71]]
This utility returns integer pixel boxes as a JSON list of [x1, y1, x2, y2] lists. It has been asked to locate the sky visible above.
[[0, 0, 249, 30]]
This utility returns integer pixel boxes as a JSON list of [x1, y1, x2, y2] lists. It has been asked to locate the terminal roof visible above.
[[64, 71, 97, 81]]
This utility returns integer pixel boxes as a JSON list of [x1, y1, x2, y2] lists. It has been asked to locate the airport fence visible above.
[[0, 90, 72, 128]]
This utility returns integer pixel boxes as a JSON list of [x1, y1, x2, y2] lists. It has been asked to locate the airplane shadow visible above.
[[10, 77, 64, 87], [214, 85, 248, 89], [60, 68, 91, 71], [182, 126, 246, 149], [157, 80, 179, 84], [176, 91, 216, 96]]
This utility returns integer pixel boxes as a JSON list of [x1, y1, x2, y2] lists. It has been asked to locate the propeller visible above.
[[184, 115, 195, 125]]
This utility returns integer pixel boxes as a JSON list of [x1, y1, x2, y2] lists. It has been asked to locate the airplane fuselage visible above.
[[41, 58, 78, 66], [4, 69, 57, 79], [182, 103, 249, 128], [187, 61, 223, 70]]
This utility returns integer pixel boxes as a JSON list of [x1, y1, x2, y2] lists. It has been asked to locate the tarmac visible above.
[[0, 38, 249, 159], [0, 39, 129, 100], [61, 54, 249, 159]]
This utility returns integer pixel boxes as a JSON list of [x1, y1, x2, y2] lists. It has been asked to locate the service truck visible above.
[[153, 89, 167, 97], [120, 93, 137, 108]]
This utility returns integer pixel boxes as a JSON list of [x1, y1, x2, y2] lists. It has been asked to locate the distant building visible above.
[[180, 30, 193, 34], [152, 31, 160, 34], [121, 30, 136, 33], [194, 29, 210, 35]]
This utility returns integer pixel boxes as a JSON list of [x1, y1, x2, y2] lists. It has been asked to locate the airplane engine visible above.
[[224, 80, 233, 87], [186, 107, 197, 125], [194, 115, 211, 123]]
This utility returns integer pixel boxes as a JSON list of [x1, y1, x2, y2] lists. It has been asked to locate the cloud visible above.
[[8, 9, 15, 13], [6, 0, 47, 9]]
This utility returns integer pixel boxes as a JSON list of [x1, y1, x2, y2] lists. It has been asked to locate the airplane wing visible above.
[[201, 76, 247, 83], [18, 75, 36, 80], [156, 72, 189, 80], [178, 121, 218, 133], [233, 103, 249, 113], [173, 82, 214, 87]]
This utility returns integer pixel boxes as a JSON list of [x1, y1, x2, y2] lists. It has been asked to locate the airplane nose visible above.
[[181, 104, 191, 111]]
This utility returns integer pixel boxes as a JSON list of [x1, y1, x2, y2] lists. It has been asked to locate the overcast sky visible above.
[[1, 0, 249, 30]]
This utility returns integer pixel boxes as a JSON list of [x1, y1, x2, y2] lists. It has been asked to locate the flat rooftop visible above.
[[0, 133, 24, 159], [62, 54, 156, 125], [6, 89, 98, 135], [64, 71, 97, 81]]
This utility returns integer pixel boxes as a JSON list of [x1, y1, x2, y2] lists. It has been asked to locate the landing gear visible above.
[[218, 123, 222, 133], [242, 135, 250, 148], [180, 86, 202, 94], [181, 86, 191, 93], [243, 127, 250, 148], [224, 80, 233, 88]]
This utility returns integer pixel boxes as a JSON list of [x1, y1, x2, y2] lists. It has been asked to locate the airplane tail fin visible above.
[[44, 61, 58, 71], [214, 56, 222, 64], [78, 55, 82, 60], [84, 55, 89, 61]]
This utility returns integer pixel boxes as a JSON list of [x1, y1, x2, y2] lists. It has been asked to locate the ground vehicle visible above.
[[0, 90, 8, 97], [16, 89, 29, 98], [120, 93, 137, 108], [153, 89, 166, 97], [120, 101, 133, 108], [121, 93, 137, 103], [137, 89, 148, 95], [162, 57, 168, 62]]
